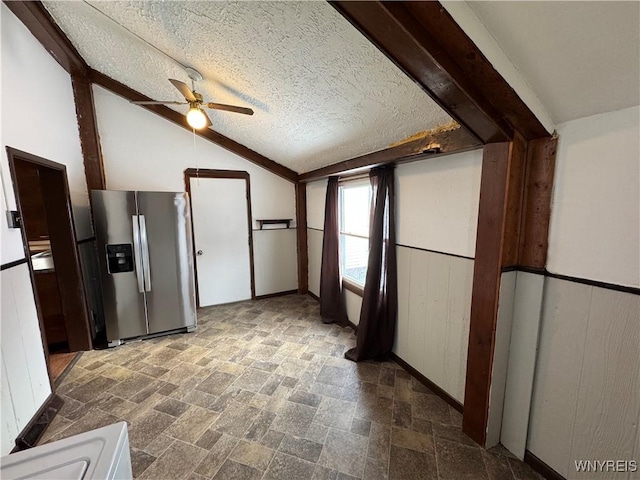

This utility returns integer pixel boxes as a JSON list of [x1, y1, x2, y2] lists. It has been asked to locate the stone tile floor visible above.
[[40, 294, 544, 479]]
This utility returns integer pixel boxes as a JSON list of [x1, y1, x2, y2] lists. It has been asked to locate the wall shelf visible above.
[[256, 219, 292, 230]]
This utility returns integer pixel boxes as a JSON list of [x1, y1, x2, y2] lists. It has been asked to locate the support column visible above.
[[295, 182, 308, 294]]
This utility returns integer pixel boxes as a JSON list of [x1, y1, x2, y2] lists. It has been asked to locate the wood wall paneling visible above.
[[395, 246, 474, 404], [528, 279, 591, 477], [444, 256, 473, 403], [344, 289, 362, 327], [423, 252, 450, 391], [407, 249, 429, 373], [0, 358, 19, 453], [500, 271, 545, 459], [394, 246, 412, 356], [307, 228, 323, 297], [570, 288, 639, 477], [253, 229, 298, 297], [0, 265, 51, 441], [295, 183, 308, 294], [486, 271, 516, 448]]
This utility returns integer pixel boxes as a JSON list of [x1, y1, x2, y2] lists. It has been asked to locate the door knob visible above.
[[196, 250, 203, 256]]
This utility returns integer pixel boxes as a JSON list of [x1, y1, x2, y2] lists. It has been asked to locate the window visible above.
[[339, 180, 371, 287]]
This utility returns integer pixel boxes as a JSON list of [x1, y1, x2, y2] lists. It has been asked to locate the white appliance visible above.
[[0, 422, 132, 479]]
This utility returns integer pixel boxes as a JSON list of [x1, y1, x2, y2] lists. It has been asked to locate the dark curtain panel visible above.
[[320, 176, 348, 326], [346, 166, 397, 362]]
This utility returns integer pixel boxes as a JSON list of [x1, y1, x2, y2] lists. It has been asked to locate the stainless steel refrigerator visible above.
[[92, 190, 196, 346]]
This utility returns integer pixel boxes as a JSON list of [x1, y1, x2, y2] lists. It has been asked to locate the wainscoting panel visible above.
[[307, 228, 323, 297], [569, 287, 639, 479], [528, 278, 640, 479], [394, 246, 474, 403], [0, 263, 51, 455], [253, 228, 298, 296]]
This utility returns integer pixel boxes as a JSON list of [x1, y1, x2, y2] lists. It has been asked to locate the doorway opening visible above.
[[184, 168, 256, 307], [6, 147, 92, 384]]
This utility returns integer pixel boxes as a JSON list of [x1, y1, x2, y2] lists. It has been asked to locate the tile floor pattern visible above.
[[40, 294, 544, 480]]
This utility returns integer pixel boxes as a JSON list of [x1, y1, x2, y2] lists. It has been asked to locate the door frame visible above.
[[6, 147, 93, 356], [184, 168, 256, 307]]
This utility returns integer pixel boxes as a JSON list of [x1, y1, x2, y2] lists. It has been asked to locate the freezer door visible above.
[[91, 190, 148, 342], [136, 191, 196, 334]]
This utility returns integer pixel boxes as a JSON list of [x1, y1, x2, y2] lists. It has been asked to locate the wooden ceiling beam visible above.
[[90, 70, 299, 183], [330, 1, 550, 143], [299, 126, 480, 182]]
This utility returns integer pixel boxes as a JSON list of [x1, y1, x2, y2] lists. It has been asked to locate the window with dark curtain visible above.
[[345, 166, 397, 362], [319, 176, 348, 326]]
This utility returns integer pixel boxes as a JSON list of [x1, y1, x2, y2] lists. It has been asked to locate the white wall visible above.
[[547, 106, 640, 288], [0, 5, 92, 455], [306, 150, 481, 402], [396, 150, 482, 258], [1, 4, 91, 263], [92, 86, 298, 296]]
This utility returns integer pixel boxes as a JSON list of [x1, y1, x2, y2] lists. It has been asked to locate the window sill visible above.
[[342, 278, 364, 297]]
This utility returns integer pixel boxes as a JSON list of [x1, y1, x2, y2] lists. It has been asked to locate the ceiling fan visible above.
[[131, 67, 254, 130]]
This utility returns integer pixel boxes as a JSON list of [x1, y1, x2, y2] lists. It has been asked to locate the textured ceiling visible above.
[[468, 1, 640, 124], [43, 1, 453, 173]]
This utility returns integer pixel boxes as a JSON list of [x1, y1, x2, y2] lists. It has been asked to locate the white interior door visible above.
[[190, 176, 253, 306]]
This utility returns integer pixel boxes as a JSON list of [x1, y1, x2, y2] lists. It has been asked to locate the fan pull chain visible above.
[[192, 128, 200, 187]]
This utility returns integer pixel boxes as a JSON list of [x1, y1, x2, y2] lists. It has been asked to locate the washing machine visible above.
[[0, 421, 132, 479]]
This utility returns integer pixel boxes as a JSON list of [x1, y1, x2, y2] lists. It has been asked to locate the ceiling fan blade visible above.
[[206, 103, 254, 116], [202, 109, 213, 127], [131, 100, 187, 105], [169, 78, 197, 102]]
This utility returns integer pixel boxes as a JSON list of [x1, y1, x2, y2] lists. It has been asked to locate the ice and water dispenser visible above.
[[105, 244, 134, 274]]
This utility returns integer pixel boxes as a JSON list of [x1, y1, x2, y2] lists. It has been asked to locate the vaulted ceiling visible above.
[[466, 1, 640, 124], [43, 1, 454, 174]]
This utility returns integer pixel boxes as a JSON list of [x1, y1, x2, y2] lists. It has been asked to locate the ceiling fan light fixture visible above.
[[187, 106, 207, 130]]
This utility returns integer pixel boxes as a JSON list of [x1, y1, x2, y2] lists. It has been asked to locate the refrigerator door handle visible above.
[[139, 215, 152, 292], [131, 215, 145, 293]]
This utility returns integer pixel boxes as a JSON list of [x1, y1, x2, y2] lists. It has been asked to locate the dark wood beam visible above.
[[2, 0, 87, 75], [518, 136, 558, 268], [299, 127, 480, 182], [330, 1, 549, 143], [90, 70, 298, 184], [463, 137, 526, 445], [295, 183, 309, 294], [71, 72, 106, 192]]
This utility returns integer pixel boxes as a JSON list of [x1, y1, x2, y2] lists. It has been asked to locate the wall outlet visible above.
[[6, 210, 21, 228]]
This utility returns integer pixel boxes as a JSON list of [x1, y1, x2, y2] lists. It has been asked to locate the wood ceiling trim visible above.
[[90, 70, 299, 183], [299, 126, 480, 182], [3, 0, 87, 75], [330, 1, 550, 143]]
